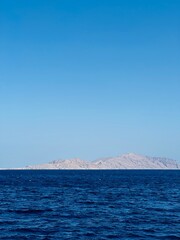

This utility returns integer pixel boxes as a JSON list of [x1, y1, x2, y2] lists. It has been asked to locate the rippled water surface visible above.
[[0, 170, 180, 239]]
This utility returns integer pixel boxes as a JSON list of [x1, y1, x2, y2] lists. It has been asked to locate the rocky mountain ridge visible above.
[[25, 153, 180, 169]]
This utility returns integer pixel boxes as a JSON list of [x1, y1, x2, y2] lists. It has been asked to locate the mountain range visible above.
[[25, 153, 180, 169]]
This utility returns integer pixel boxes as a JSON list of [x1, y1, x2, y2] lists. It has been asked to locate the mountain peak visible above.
[[121, 153, 145, 159]]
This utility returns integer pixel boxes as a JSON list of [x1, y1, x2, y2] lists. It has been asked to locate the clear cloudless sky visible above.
[[0, 0, 180, 167]]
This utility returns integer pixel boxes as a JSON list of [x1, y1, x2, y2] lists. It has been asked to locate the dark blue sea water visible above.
[[0, 170, 179, 240]]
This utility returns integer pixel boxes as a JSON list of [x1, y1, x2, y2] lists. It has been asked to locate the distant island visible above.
[[24, 153, 180, 170]]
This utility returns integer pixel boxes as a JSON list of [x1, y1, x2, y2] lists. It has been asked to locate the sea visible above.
[[0, 170, 179, 240]]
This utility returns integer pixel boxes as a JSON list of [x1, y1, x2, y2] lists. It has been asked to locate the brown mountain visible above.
[[25, 153, 180, 169]]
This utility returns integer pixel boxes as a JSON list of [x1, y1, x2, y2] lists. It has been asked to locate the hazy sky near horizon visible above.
[[0, 0, 180, 167]]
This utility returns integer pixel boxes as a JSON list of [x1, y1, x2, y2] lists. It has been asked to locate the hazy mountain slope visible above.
[[92, 153, 179, 169], [25, 153, 180, 169], [26, 158, 91, 169]]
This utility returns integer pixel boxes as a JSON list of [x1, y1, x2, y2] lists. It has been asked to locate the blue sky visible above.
[[0, 0, 180, 167]]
